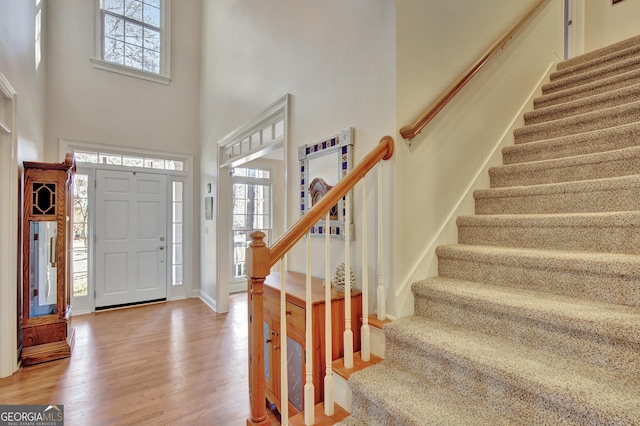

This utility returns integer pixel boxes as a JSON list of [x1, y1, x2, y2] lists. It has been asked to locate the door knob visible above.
[[159, 246, 165, 250]]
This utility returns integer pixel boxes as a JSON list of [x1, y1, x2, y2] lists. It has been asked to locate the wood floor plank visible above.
[[0, 294, 280, 425]]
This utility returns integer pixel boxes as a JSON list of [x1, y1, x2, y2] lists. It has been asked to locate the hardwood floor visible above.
[[0, 294, 280, 425]]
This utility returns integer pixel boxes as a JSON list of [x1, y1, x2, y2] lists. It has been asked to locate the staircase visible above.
[[340, 35, 640, 425]]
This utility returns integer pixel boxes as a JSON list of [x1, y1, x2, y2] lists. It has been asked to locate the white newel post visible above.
[[324, 212, 334, 415], [304, 234, 315, 425], [360, 176, 371, 362]]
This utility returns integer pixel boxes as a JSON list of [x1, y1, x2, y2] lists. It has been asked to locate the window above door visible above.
[[92, 0, 172, 84]]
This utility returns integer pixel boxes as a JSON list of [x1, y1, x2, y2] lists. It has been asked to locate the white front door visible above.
[[95, 170, 167, 308]]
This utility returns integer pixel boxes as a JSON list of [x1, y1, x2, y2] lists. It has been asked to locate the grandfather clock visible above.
[[21, 154, 75, 366]]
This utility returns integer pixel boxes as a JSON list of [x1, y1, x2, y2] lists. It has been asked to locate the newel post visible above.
[[246, 231, 271, 426]]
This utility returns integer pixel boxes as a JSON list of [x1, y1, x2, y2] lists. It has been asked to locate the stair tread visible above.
[[551, 43, 640, 81], [503, 122, 640, 164], [491, 144, 640, 182], [436, 244, 640, 277], [474, 174, 640, 199], [412, 276, 640, 344], [513, 99, 640, 144], [348, 361, 515, 425], [525, 82, 640, 125], [558, 34, 640, 70], [458, 210, 640, 228], [542, 55, 640, 95], [386, 316, 640, 417], [535, 67, 640, 109]]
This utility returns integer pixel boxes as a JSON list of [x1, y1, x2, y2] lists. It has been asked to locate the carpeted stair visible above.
[[340, 34, 640, 425]]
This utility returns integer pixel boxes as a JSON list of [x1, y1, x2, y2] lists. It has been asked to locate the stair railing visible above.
[[246, 136, 394, 426], [399, 0, 550, 144]]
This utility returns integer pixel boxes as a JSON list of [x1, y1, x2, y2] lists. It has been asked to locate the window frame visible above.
[[230, 166, 274, 282], [92, 0, 172, 85]]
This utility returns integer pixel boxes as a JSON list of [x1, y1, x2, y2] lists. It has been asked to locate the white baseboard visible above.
[[197, 290, 218, 312]]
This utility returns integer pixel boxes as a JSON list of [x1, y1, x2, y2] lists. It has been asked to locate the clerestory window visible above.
[[93, 0, 171, 84]]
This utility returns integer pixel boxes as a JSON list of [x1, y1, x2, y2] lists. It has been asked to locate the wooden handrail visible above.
[[269, 135, 394, 266], [399, 0, 549, 142]]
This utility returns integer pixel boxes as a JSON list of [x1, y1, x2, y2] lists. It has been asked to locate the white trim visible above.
[[216, 95, 289, 312], [59, 139, 194, 312], [197, 289, 217, 312], [93, 0, 172, 83], [0, 71, 19, 378]]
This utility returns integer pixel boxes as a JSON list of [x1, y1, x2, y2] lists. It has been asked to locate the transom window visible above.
[[74, 150, 184, 171], [93, 0, 171, 84]]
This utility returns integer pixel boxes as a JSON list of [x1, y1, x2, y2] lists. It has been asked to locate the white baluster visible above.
[[304, 234, 315, 425], [377, 163, 385, 321], [324, 212, 334, 416], [361, 175, 370, 362], [280, 258, 288, 425], [343, 192, 353, 369]]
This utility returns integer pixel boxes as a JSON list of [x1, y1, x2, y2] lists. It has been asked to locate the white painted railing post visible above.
[[360, 176, 371, 362], [324, 212, 334, 416], [376, 163, 385, 321], [280, 258, 289, 425], [343, 192, 353, 369], [304, 234, 315, 425]]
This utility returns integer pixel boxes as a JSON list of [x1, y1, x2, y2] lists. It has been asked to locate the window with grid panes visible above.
[[94, 0, 171, 83]]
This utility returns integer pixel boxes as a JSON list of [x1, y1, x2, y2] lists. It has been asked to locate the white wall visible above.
[[44, 1, 203, 296], [0, 0, 47, 162], [0, 0, 49, 378], [584, 0, 640, 52], [394, 0, 564, 317], [200, 0, 396, 312]]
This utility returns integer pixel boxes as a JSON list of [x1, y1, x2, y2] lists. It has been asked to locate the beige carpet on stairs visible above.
[[339, 34, 640, 425]]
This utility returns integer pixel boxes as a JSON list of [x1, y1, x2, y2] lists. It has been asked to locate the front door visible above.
[[95, 170, 167, 308]]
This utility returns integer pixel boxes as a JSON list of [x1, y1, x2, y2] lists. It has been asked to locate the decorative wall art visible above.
[[299, 127, 353, 238]]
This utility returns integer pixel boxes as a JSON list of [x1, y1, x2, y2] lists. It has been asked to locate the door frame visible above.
[[216, 95, 289, 313], [59, 139, 193, 313], [565, 0, 585, 59], [0, 71, 19, 378]]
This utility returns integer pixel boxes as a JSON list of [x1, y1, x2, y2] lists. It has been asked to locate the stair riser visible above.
[[414, 294, 640, 373], [525, 85, 640, 125], [457, 222, 640, 255], [550, 45, 640, 82], [437, 256, 640, 306], [514, 103, 640, 144], [535, 69, 640, 109], [503, 124, 640, 165], [349, 395, 400, 426], [384, 337, 603, 425], [542, 56, 640, 96], [475, 185, 640, 215], [489, 154, 640, 188]]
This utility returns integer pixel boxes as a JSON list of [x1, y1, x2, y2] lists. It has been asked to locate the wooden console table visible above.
[[262, 271, 362, 415]]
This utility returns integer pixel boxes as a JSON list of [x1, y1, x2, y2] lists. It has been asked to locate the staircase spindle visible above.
[[343, 192, 354, 369], [376, 163, 385, 321], [304, 233, 314, 425], [361, 176, 371, 362], [280, 258, 289, 425], [324, 211, 334, 415]]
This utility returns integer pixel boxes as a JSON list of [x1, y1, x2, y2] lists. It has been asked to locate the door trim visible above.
[[59, 139, 194, 313], [0, 71, 19, 378]]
